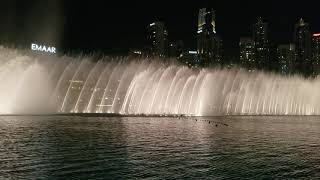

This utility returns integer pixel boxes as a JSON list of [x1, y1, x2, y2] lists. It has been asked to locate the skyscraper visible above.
[[239, 37, 255, 70], [312, 33, 320, 76], [277, 44, 295, 75], [169, 40, 184, 58], [293, 18, 312, 76], [253, 17, 269, 69], [147, 21, 168, 57], [197, 8, 222, 66]]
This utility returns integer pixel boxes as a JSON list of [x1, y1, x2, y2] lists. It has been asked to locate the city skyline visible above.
[[0, 0, 319, 56]]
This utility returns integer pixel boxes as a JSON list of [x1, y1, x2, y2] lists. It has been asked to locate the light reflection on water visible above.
[[0, 116, 320, 179]]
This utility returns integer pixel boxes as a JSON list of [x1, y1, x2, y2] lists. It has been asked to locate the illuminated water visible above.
[[1, 47, 320, 115], [1, 116, 320, 179]]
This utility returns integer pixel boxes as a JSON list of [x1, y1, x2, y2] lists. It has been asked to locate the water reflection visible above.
[[0, 116, 320, 179]]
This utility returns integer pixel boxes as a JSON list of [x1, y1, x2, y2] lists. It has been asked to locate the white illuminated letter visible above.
[[37, 45, 42, 51], [42, 46, 47, 52], [31, 44, 37, 50]]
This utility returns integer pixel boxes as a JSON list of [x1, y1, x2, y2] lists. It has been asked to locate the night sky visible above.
[[0, 0, 319, 57]]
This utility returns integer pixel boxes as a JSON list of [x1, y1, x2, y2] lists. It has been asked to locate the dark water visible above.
[[1, 116, 320, 179]]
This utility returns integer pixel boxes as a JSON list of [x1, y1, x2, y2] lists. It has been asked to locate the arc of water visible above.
[[110, 62, 138, 113], [126, 63, 158, 114], [124, 66, 153, 114], [74, 60, 103, 112], [188, 70, 205, 115], [85, 62, 114, 113], [225, 70, 241, 114], [98, 61, 123, 113], [169, 78, 186, 114], [120, 76, 138, 114], [178, 75, 196, 114], [137, 67, 164, 114], [61, 58, 88, 112], [120, 61, 149, 114], [195, 73, 210, 116], [51, 60, 79, 111], [163, 67, 186, 113], [148, 67, 174, 114], [157, 66, 178, 113], [234, 78, 246, 114]]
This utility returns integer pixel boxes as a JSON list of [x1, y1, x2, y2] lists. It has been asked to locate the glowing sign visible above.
[[188, 51, 197, 54], [313, 33, 320, 37], [31, 43, 56, 54]]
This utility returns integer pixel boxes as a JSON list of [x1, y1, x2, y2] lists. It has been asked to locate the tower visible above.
[[147, 21, 168, 57], [312, 33, 320, 76], [239, 37, 255, 70], [253, 17, 269, 69], [293, 18, 312, 76], [277, 44, 295, 75], [197, 8, 222, 66]]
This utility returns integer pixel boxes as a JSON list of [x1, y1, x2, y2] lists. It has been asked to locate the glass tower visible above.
[[294, 18, 312, 76], [277, 44, 295, 75], [239, 37, 255, 70], [147, 22, 168, 57], [312, 33, 320, 76], [197, 8, 221, 66], [253, 17, 269, 70]]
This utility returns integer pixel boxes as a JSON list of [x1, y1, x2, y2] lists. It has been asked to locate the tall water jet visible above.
[[1, 47, 320, 116]]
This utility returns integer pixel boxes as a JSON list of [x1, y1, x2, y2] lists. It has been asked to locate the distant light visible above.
[[188, 51, 197, 54], [150, 23, 155, 26], [133, 51, 142, 55], [313, 33, 320, 37], [31, 43, 56, 54]]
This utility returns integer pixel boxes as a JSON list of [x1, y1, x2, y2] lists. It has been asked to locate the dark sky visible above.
[[0, 0, 319, 57]]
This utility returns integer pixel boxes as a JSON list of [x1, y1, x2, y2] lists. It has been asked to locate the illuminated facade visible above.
[[312, 33, 320, 75], [277, 44, 295, 75], [253, 17, 269, 69], [197, 8, 222, 66], [239, 37, 255, 70], [294, 18, 312, 76], [197, 8, 216, 34], [147, 21, 168, 57]]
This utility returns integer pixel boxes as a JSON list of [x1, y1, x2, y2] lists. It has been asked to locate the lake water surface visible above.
[[1, 116, 320, 179]]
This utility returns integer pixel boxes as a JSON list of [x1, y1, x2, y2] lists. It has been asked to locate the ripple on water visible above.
[[1, 116, 320, 179]]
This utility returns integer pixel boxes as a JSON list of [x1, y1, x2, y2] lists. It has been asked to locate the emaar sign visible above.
[[31, 43, 56, 54]]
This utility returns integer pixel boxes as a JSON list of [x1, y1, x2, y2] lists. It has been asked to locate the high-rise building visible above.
[[253, 17, 269, 69], [147, 21, 168, 57], [169, 40, 184, 58], [239, 37, 255, 70], [312, 33, 320, 76], [213, 35, 223, 64], [277, 44, 295, 75], [197, 8, 222, 66], [293, 18, 312, 76]]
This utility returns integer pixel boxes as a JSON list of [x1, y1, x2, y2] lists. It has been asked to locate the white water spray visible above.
[[0, 47, 319, 115]]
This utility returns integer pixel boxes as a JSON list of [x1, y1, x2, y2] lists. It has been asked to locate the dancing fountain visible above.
[[0, 46, 319, 116]]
